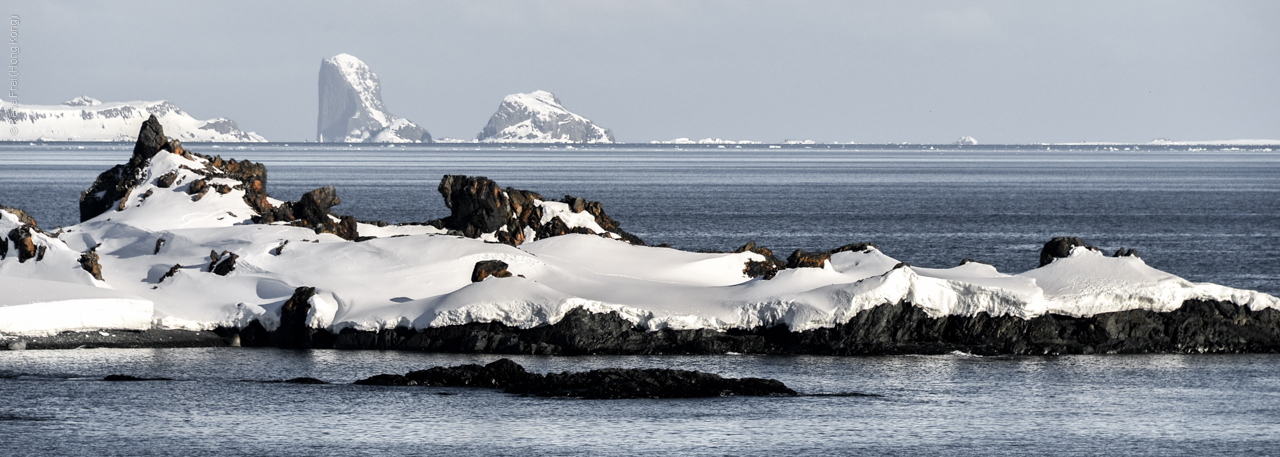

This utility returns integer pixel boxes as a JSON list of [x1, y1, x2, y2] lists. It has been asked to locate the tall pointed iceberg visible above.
[[316, 53, 431, 143]]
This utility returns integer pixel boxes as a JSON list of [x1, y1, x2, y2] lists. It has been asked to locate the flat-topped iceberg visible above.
[[2, 118, 1278, 354]]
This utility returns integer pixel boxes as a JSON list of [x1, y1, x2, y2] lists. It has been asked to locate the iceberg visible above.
[[477, 91, 613, 143], [316, 54, 432, 143]]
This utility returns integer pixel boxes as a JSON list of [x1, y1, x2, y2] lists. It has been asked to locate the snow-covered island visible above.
[[2, 118, 1279, 354], [317, 54, 432, 143], [1, 97, 266, 142], [477, 90, 613, 143]]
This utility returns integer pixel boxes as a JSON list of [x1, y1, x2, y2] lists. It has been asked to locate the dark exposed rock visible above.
[[1040, 236, 1099, 267], [230, 299, 1280, 356], [382, 358, 794, 399], [103, 375, 173, 382], [439, 175, 510, 235], [472, 260, 512, 282], [155, 171, 178, 188], [158, 264, 182, 283], [434, 175, 642, 246], [0, 205, 38, 228], [276, 286, 318, 348], [187, 179, 208, 196], [154, 237, 165, 254], [407, 358, 535, 388], [80, 115, 169, 222], [786, 243, 877, 269], [256, 186, 359, 241], [78, 246, 104, 281], [7, 226, 38, 263], [735, 241, 785, 279], [512, 367, 796, 399], [354, 374, 418, 386], [1113, 248, 1139, 258], [208, 250, 237, 276], [284, 377, 327, 384]]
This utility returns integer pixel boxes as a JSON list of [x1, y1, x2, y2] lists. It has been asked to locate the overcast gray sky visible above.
[[9, 1, 1279, 143]]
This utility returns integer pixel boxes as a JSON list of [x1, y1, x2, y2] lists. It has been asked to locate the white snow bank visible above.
[[0, 277, 153, 335], [2, 150, 1277, 336]]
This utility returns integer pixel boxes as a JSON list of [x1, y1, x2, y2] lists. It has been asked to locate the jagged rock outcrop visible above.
[[786, 243, 878, 269], [1039, 236, 1099, 267], [316, 53, 431, 143], [80, 115, 178, 221], [208, 250, 237, 276], [275, 286, 318, 348], [471, 260, 512, 282], [357, 358, 797, 399], [429, 175, 642, 246], [258, 186, 359, 240], [735, 241, 786, 279], [477, 91, 613, 143], [78, 246, 104, 281], [1, 97, 267, 142]]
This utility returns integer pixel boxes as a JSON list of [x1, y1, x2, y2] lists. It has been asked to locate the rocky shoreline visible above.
[[216, 298, 1280, 355], [12, 298, 1276, 355]]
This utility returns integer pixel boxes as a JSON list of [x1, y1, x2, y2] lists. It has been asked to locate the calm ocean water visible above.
[[2, 143, 1279, 455], [2, 349, 1280, 456]]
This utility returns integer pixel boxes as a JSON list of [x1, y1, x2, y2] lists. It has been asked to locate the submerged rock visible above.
[[362, 358, 796, 399], [103, 375, 174, 381]]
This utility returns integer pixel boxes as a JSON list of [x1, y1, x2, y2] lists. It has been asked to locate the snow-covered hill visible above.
[[1, 97, 266, 142], [2, 121, 1277, 338], [477, 91, 613, 143], [317, 53, 431, 143]]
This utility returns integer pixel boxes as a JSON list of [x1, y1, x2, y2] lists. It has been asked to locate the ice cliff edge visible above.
[[317, 53, 432, 143]]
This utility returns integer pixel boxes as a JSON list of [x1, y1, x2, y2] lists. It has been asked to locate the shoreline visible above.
[[8, 299, 1279, 355]]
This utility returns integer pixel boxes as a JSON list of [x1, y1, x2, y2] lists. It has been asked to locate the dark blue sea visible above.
[[1, 142, 1278, 455]]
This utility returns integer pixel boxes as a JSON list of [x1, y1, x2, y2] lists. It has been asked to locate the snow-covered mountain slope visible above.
[[2, 126, 1277, 337], [1, 97, 266, 142], [477, 91, 613, 143], [317, 54, 431, 143]]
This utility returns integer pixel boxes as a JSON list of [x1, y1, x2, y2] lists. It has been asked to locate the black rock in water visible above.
[[366, 359, 796, 399], [511, 367, 797, 399], [284, 377, 327, 384], [354, 374, 417, 386], [103, 375, 173, 382]]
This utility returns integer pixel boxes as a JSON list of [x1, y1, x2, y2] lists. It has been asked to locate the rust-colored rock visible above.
[[7, 226, 38, 263], [472, 260, 513, 282], [78, 247, 104, 281]]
